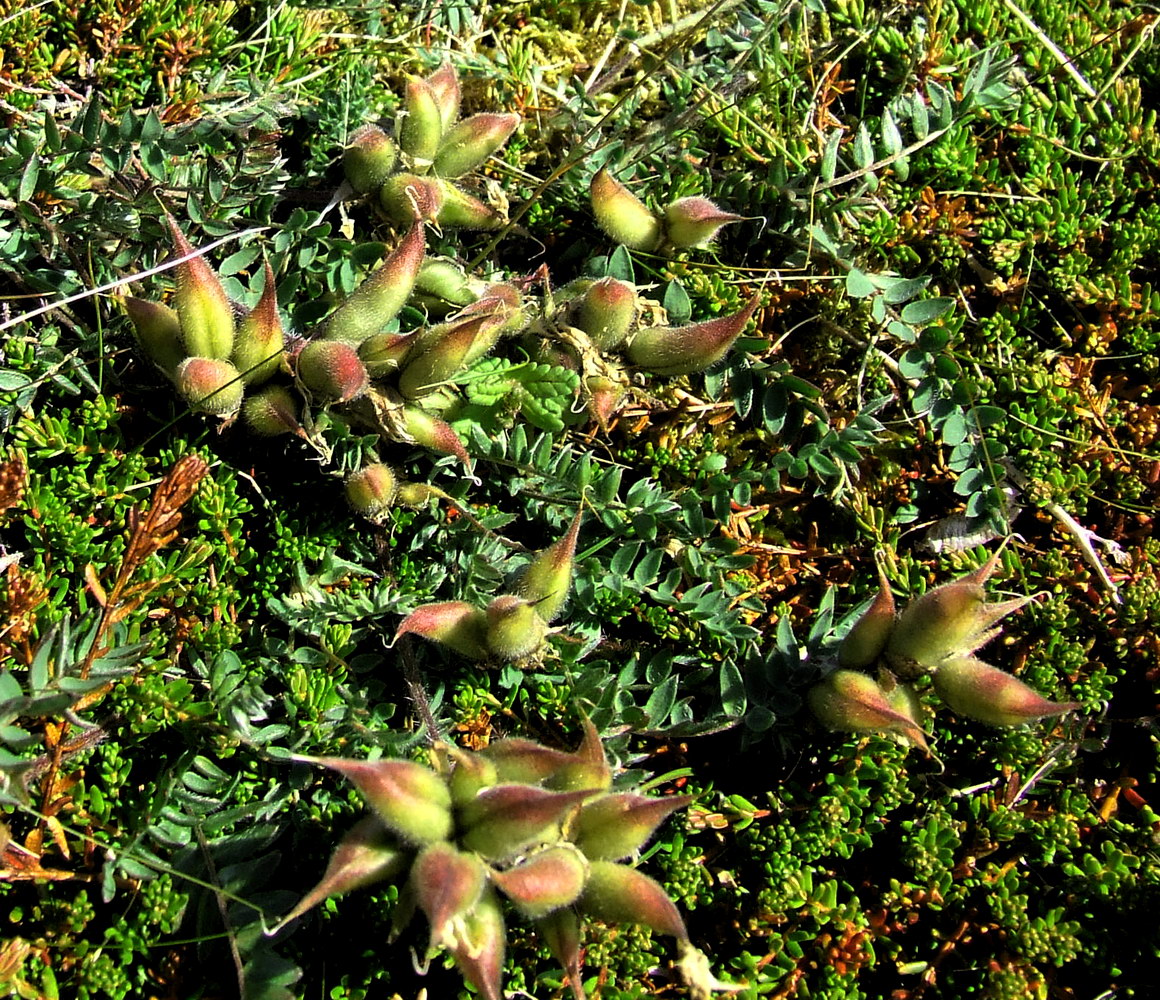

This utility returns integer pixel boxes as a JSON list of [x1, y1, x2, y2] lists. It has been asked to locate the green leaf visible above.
[[662, 280, 692, 324], [901, 297, 955, 325], [881, 109, 903, 156], [0, 371, 32, 391], [18, 157, 38, 202], [608, 245, 635, 282], [820, 129, 841, 182], [719, 660, 746, 717], [846, 268, 876, 299], [644, 674, 677, 725], [853, 122, 874, 169]]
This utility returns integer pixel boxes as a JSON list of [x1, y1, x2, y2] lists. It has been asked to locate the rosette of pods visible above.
[[271, 717, 735, 1000], [809, 550, 1081, 751]]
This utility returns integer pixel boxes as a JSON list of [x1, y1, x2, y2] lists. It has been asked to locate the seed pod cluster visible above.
[[272, 717, 721, 1000], [809, 550, 1080, 748]]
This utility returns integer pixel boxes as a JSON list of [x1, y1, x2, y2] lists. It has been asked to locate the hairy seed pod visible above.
[[434, 179, 507, 230], [662, 195, 743, 248], [398, 77, 443, 168], [296, 339, 369, 402], [516, 510, 582, 623], [434, 112, 520, 178], [572, 792, 693, 861], [838, 565, 896, 668], [489, 844, 588, 919], [241, 383, 301, 437], [380, 172, 445, 225], [315, 757, 454, 846], [459, 785, 589, 861], [166, 215, 235, 359], [232, 260, 285, 386], [343, 125, 399, 194], [358, 331, 416, 377], [395, 601, 489, 660], [397, 314, 498, 399], [272, 817, 408, 932], [175, 357, 244, 416], [324, 222, 426, 346], [415, 257, 482, 310], [400, 406, 472, 467], [121, 296, 185, 377], [485, 595, 548, 660], [579, 860, 689, 941], [933, 656, 1081, 726], [575, 277, 638, 350], [536, 908, 584, 1000], [345, 463, 398, 520], [425, 61, 461, 133], [627, 294, 759, 376], [808, 668, 929, 752], [448, 890, 505, 1000], [412, 842, 487, 949], [590, 168, 662, 251], [585, 373, 626, 432]]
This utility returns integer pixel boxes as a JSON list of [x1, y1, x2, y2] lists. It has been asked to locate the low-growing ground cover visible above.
[[1, 1, 1157, 998]]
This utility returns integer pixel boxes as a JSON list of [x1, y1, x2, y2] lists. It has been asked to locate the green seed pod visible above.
[[272, 817, 409, 933], [415, 257, 482, 310], [807, 668, 929, 752], [575, 276, 638, 350], [433, 179, 507, 230], [579, 860, 689, 941], [412, 842, 487, 950], [590, 168, 662, 251], [933, 655, 1081, 727], [516, 510, 582, 623], [571, 792, 693, 861], [343, 125, 399, 194], [458, 785, 589, 861], [324, 222, 427, 346], [380, 172, 445, 226], [232, 260, 285, 386], [166, 215, 235, 359], [489, 844, 588, 919], [535, 908, 584, 1000], [485, 595, 548, 660], [395, 482, 439, 509], [296, 339, 369, 403], [359, 331, 416, 378], [400, 406, 473, 468], [395, 601, 489, 660], [444, 748, 498, 806], [425, 61, 461, 133], [541, 714, 612, 793], [662, 195, 743, 248], [433, 112, 520, 179], [121, 296, 185, 377], [175, 357, 244, 416], [399, 76, 443, 169], [241, 383, 301, 437], [838, 565, 896, 669], [315, 757, 454, 846], [397, 314, 496, 400], [448, 890, 505, 1000], [627, 294, 759, 376], [345, 463, 398, 520]]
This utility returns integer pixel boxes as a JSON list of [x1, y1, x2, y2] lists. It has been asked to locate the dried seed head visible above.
[[296, 339, 369, 403], [395, 601, 490, 660], [627, 294, 759, 376], [345, 463, 398, 520], [343, 125, 399, 194], [166, 215, 235, 359], [662, 195, 743, 248], [933, 655, 1081, 727], [241, 383, 301, 437], [590, 168, 662, 251], [175, 357, 244, 416], [232, 260, 285, 386], [434, 113, 520, 178]]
